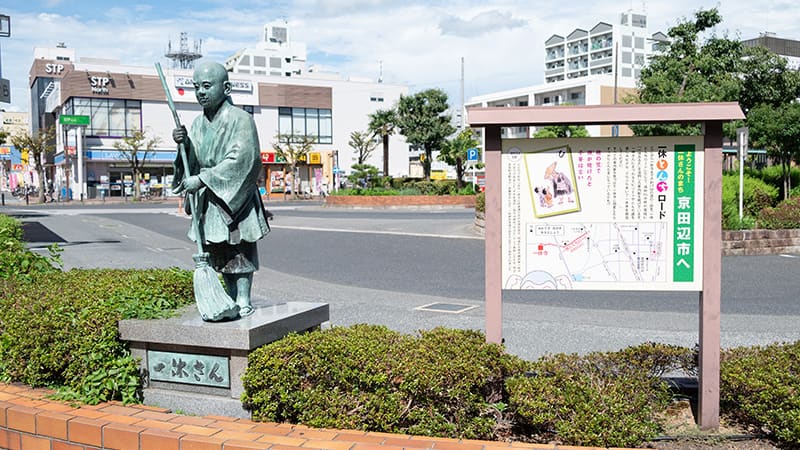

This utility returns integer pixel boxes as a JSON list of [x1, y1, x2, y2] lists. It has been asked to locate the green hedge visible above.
[[757, 196, 800, 229], [0, 214, 62, 280], [0, 268, 193, 404], [243, 325, 526, 440], [721, 174, 779, 230], [721, 342, 800, 446]]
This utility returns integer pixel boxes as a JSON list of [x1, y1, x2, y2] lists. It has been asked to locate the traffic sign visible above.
[[467, 148, 479, 162], [60, 115, 90, 126], [332, 166, 341, 174]]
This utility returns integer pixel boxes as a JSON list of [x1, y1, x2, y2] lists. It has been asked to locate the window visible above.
[[239, 105, 254, 115], [240, 55, 250, 65], [253, 56, 266, 67], [270, 57, 282, 69], [622, 35, 632, 48], [622, 52, 632, 64], [278, 107, 332, 144], [635, 37, 645, 49], [66, 98, 141, 137]]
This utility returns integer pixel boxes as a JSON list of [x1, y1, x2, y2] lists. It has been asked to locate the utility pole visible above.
[[460, 57, 465, 130]]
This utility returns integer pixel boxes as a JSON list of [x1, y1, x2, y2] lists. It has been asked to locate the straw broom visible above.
[[155, 62, 239, 321]]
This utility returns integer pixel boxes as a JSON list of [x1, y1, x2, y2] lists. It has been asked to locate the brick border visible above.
[[324, 195, 476, 209], [1, 383, 623, 450]]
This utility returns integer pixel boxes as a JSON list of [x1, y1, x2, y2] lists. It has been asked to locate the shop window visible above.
[[65, 97, 142, 137]]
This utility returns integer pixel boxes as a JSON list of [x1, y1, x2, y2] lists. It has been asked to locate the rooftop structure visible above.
[[225, 20, 307, 77]]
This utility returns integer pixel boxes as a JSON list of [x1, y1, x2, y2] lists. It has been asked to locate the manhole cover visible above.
[[415, 302, 478, 314]]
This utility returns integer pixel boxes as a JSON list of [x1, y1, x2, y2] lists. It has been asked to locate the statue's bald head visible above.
[[194, 61, 229, 83]]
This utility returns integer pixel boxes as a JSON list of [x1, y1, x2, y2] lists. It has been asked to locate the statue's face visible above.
[[192, 64, 230, 111]]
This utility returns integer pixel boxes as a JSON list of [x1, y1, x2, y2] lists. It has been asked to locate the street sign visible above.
[[332, 166, 341, 174], [0, 78, 9, 104], [467, 148, 479, 162], [59, 114, 90, 126]]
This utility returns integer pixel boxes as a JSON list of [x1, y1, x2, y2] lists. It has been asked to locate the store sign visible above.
[[60, 115, 90, 126], [309, 152, 321, 164], [90, 76, 111, 94], [261, 152, 275, 163], [0, 146, 10, 155], [45, 63, 66, 75], [174, 76, 253, 92]]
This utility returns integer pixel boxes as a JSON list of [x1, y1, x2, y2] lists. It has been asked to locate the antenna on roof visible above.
[[378, 60, 383, 83], [165, 32, 203, 69]]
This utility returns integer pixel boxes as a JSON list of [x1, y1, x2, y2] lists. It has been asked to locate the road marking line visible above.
[[779, 254, 798, 258], [268, 224, 483, 240]]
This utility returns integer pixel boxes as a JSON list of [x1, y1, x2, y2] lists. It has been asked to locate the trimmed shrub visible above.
[[0, 214, 62, 280], [475, 191, 485, 213], [506, 347, 675, 448], [757, 196, 800, 229], [243, 325, 526, 440], [721, 174, 779, 230], [0, 268, 193, 403], [721, 342, 800, 446]]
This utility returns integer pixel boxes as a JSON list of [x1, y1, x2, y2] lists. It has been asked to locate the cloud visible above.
[[439, 10, 527, 38]]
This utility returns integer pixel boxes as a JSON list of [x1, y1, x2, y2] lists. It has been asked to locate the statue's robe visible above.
[[173, 100, 269, 273]]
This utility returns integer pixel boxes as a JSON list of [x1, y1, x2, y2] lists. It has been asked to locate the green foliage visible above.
[[112, 128, 161, 200], [347, 163, 381, 189], [394, 89, 456, 180], [506, 346, 675, 448], [757, 196, 800, 229], [348, 130, 378, 165], [439, 129, 481, 189], [476, 191, 485, 213], [0, 214, 62, 280], [721, 342, 800, 445], [243, 325, 526, 440], [533, 125, 589, 138], [0, 268, 193, 404], [721, 174, 779, 229], [747, 103, 800, 198]]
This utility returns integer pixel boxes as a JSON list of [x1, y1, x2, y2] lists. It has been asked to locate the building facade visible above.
[[225, 20, 307, 77], [465, 75, 639, 139], [544, 10, 666, 84], [28, 46, 409, 200], [742, 33, 800, 70]]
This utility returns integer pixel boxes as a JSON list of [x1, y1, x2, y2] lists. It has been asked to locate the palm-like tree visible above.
[[368, 108, 396, 176]]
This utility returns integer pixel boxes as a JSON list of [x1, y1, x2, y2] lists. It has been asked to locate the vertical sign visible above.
[[673, 145, 696, 282]]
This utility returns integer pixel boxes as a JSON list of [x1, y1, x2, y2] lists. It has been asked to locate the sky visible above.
[[1, 0, 798, 113]]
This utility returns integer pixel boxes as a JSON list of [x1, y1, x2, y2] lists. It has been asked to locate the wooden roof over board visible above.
[[467, 102, 745, 127]]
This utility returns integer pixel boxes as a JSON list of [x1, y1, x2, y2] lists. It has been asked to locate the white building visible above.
[[465, 75, 639, 138], [225, 20, 307, 77], [544, 10, 667, 84], [29, 45, 409, 200]]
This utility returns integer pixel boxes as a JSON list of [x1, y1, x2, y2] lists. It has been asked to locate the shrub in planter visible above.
[[721, 341, 800, 446], [721, 174, 778, 230], [506, 347, 675, 448], [243, 325, 526, 439], [0, 268, 193, 403], [757, 196, 800, 229]]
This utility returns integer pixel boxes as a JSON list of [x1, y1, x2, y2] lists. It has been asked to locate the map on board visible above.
[[504, 222, 667, 290]]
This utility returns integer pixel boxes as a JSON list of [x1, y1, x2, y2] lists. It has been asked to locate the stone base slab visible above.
[[119, 301, 329, 418]]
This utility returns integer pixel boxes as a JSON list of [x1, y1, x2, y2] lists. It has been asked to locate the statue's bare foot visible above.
[[238, 305, 254, 318]]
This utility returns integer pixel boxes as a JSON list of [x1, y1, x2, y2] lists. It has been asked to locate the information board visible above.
[[502, 136, 704, 291]]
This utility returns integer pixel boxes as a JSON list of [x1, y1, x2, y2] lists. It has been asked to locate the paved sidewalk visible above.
[[0, 383, 597, 450]]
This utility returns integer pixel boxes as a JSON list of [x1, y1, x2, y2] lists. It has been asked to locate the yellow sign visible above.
[[309, 152, 321, 164], [21, 150, 29, 165], [419, 153, 426, 162], [431, 170, 447, 180]]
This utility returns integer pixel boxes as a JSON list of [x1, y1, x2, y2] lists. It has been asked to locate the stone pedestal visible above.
[[119, 301, 329, 418]]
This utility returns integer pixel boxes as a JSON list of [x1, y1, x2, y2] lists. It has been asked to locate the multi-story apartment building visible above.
[[742, 32, 800, 70], [544, 10, 667, 84]]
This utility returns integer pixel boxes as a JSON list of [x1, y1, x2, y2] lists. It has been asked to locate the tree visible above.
[[272, 133, 315, 199], [112, 128, 161, 200], [0, 129, 8, 145], [533, 125, 589, 139], [632, 8, 742, 136], [348, 130, 378, 166], [439, 128, 480, 189], [738, 44, 800, 114], [395, 89, 456, 180], [368, 108, 397, 176], [10, 125, 56, 204], [747, 103, 800, 199]]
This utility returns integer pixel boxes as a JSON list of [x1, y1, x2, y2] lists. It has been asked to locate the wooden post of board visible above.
[[484, 125, 503, 344], [699, 121, 723, 429]]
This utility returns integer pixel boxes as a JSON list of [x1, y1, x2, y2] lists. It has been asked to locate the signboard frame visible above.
[[468, 102, 745, 431]]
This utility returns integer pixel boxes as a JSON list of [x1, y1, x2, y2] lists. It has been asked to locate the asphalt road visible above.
[[4, 200, 799, 361]]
